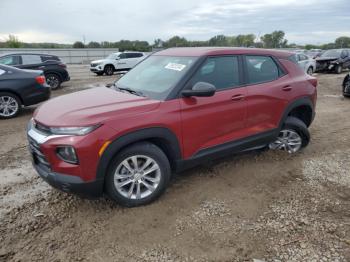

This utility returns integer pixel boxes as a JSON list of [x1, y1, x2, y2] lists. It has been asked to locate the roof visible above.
[[0, 53, 58, 57], [154, 47, 293, 58]]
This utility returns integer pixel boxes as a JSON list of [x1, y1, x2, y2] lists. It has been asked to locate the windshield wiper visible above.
[[115, 86, 146, 97]]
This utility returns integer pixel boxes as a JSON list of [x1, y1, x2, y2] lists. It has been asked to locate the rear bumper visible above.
[[33, 162, 104, 198], [23, 85, 51, 106]]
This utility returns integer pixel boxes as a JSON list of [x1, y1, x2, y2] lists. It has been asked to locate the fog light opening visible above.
[[56, 146, 79, 164]]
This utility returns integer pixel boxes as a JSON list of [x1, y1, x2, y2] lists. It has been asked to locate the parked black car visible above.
[[316, 49, 350, 74], [0, 65, 50, 119], [0, 53, 70, 89], [343, 73, 350, 97]]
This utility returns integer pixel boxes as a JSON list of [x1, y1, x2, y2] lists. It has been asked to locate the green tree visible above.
[[261, 31, 287, 48], [72, 41, 85, 48], [236, 34, 255, 47], [208, 35, 228, 46], [6, 35, 22, 48], [335, 36, 350, 48], [87, 41, 101, 48], [163, 36, 188, 48]]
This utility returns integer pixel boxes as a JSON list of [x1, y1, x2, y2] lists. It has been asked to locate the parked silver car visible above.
[[292, 53, 316, 75]]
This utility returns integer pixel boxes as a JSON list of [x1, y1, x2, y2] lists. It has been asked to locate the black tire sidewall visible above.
[[0, 92, 21, 119], [335, 65, 342, 74], [105, 142, 171, 207], [104, 65, 114, 76], [282, 116, 310, 149]]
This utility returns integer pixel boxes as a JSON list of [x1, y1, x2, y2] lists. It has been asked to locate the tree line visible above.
[[1, 31, 350, 51]]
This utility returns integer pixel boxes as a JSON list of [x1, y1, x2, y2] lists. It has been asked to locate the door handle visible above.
[[231, 94, 245, 101], [282, 85, 292, 91]]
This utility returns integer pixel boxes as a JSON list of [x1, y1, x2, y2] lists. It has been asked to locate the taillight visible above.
[[59, 63, 67, 68], [36, 75, 46, 85]]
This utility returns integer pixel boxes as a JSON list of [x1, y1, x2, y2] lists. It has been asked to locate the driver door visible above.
[[179, 56, 247, 158]]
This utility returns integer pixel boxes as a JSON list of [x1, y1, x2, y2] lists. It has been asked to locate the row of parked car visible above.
[[0, 48, 349, 119]]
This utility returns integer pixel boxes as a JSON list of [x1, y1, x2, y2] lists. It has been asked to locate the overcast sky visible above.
[[0, 0, 349, 45]]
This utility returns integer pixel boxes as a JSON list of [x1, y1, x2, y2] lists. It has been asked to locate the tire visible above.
[[95, 72, 104, 76], [307, 66, 313, 75], [105, 142, 171, 207], [0, 92, 21, 119], [269, 116, 310, 153], [343, 75, 350, 97], [335, 65, 342, 74], [104, 65, 114, 76], [46, 73, 61, 89]]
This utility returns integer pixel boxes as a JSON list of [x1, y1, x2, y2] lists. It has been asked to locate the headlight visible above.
[[50, 125, 101, 135], [56, 146, 78, 164]]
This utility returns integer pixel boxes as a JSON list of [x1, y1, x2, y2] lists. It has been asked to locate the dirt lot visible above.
[[0, 65, 350, 261]]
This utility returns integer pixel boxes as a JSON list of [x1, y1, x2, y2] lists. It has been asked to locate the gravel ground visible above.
[[0, 65, 349, 261]]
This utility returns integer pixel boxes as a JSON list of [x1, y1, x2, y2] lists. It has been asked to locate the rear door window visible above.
[[244, 55, 281, 84], [41, 55, 60, 62], [22, 55, 42, 65]]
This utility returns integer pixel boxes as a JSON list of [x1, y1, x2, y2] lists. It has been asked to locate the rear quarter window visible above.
[[41, 55, 60, 62]]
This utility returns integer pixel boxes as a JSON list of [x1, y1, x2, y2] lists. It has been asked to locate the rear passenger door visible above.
[[19, 54, 43, 70], [180, 56, 247, 158], [244, 55, 291, 136]]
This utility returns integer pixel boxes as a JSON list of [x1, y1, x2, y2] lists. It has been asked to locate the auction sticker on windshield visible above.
[[165, 63, 186, 71]]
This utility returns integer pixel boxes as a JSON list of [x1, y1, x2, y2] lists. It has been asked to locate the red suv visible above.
[[27, 48, 317, 207]]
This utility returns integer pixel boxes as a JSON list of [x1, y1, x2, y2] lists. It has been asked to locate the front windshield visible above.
[[116, 55, 198, 100], [321, 49, 341, 58], [106, 53, 119, 59]]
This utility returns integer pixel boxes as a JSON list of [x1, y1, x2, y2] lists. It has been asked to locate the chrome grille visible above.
[[28, 136, 51, 169]]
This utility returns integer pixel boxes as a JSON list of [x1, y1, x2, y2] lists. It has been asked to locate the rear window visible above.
[[288, 54, 298, 64], [245, 55, 281, 84], [41, 55, 60, 62]]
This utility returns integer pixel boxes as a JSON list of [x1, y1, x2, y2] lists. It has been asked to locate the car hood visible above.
[[34, 87, 160, 126], [91, 59, 105, 64], [316, 57, 339, 62]]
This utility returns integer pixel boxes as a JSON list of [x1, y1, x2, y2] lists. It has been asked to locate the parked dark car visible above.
[[343, 73, 350, 97], [0, 53, 70, 89], [316, 49, 350, 74], [0, 64, 50, 119]]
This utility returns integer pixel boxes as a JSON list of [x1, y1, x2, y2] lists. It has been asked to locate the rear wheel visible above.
[[104, 65, 114, 76], [105, 142, 171, 207], [46, 73, 61, 89], [269, 117, 310, 153], [0, 92, 21, 119]]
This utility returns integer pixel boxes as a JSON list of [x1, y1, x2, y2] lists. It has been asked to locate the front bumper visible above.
[[33, 163, 103, 198], [27, 120, 104, 198], [90, 65, 103, 72]]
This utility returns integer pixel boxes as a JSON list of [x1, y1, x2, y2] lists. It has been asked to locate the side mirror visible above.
[[106, 83, 114, 88], [116, 57, 120, 60], [182, 82, 216, 97]]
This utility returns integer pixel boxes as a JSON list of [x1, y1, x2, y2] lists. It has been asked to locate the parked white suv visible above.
[[293, 53, 316, 75], [90, 51, 147, 76]]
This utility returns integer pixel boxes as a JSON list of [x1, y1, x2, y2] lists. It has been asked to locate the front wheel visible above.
[[104, 65, 114, 76], [105, 142, 171, 207], [269, 117, 310, 154], [335, 65, 342, 74], [0, 92, 21, 119], [307, 66, 313, 75]]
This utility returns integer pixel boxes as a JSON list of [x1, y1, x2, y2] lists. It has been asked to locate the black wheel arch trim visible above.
[[96, 127, 182, 181], [278, 96, 315, 129]]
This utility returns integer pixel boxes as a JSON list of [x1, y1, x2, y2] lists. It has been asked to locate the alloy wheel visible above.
[[269, 129, 302, 153], [114, 155, 161, 200], [46, 75, 60, 89], [0, 96, 19, 117]]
